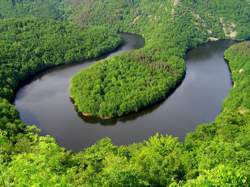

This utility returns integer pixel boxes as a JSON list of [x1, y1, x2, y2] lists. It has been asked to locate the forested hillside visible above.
[[70, 0, 250, 118], [0, 0, 250, 186], [0, 18, 121, 100], [0, 0, 67, 19]]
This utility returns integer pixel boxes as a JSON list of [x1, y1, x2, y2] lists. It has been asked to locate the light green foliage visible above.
[[1, 136, 72, 187], [220, 42, 250, 125], [184, 165, 249, 187], [67, 135, 188, 186]]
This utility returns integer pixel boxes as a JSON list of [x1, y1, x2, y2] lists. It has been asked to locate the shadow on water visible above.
[[76, 101, 162, 126], [14, 33, 145, 101], [15, 33, 234, 151], [77, 40, 235, 126]]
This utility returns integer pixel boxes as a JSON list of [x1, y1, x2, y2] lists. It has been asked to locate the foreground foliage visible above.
[[0, 0, 250, 186]]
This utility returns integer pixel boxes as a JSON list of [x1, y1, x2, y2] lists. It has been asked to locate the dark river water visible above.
[[15, 34, 233, 151]]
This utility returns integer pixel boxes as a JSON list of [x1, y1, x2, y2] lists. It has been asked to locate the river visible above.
[[15, 34, 233, 151]]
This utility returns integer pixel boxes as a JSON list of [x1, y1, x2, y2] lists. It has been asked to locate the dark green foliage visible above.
[[0, 98, 25, 137], [0, 0, 66, 20], [0, 18, 121, 100]]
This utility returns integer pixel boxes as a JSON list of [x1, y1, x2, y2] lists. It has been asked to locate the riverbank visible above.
[[0, 18, 122, 101], [69, 48, 185, 119], [15, 39, 232, 151]]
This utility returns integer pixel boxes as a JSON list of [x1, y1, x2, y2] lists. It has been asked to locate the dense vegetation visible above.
[[0, 18, 121, 100], [0, 0, 250, 186], [70, 53, 184, 118], [70, 0, 250, 118], [0, 0, 66, 19]]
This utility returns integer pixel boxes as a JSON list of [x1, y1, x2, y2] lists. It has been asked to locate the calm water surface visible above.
[[15, 34, 233, 151]]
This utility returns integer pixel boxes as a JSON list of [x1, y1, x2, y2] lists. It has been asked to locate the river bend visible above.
[[15, 34, 233, 151]]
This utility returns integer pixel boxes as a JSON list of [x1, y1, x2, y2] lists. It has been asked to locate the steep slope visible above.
[[69, 0, 250, 118]]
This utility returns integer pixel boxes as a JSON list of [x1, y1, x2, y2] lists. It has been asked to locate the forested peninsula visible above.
[[70, 0, 250, 119], [0, 0, 250, 186]]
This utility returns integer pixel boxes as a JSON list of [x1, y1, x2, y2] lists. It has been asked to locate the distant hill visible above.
[[0, 0, 66, 19]]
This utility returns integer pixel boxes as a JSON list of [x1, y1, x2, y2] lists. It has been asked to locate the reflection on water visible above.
[[15, 35, 233, 151]]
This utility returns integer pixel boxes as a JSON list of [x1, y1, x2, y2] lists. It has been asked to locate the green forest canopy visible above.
[[0, 0, 66, 19], [0, 0, 250, 186], [69, 0, 250, 118]]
